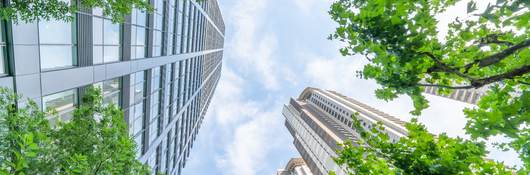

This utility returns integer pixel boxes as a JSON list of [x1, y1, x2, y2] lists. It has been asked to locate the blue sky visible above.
[[182, 0, 520, 175]]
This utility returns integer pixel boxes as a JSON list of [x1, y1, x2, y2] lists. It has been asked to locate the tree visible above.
[[0, 88, 57, 174], [332, 115, 517, 175], [53, 87, 150, 174], [0, 87, 150, 174], [0, 0, 153, 23], [329, 0, 530, 170]]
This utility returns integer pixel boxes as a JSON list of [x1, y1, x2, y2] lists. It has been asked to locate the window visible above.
[[179, 0, 189, 54], [94, 77, 121, 106], [39, 18, 76, 70], [43, 89, 78, 124], [176, 0, 184, 54], [163, 64, 172, 125], [167, 0, 177, 55], [93, 8, 121, 64], [131, 9, 148, 59], [152, 0, 165, 57], [149, 67, 163, 143], [129, 71, 146, 156], [0, 21, 7, 75]]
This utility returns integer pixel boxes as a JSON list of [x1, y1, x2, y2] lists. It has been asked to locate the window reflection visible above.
[[0, 21, 7, 75], [39, 19, 76, 70], [131, 9, 148, 59], [94, 78, 121, 106], [40, 45, 74, 70], [152, 0, 165, 57], [129, 71, 146, 156], [43, 89, 78, 124], [93, 10, 121, 64]]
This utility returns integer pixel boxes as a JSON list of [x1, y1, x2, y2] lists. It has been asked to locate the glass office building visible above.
[[0, 0, 224, 174]]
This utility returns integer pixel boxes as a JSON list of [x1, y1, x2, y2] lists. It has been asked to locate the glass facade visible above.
[[149, 67, 162, 145], [153, 0, 165, 57], [94, 77, 122, 106], [131, 9, 148, 59], [167, 1, 177, 55], [39, 19, 76, 70], [0, 21, 6, 75], [43, 89, 78, 123], [93, 8, 121, 64], [180, 0, 189, 54], [130, 71, 147, 156]]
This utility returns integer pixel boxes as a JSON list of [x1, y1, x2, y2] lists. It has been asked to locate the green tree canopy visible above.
[[329, 0, 530, 170], [0, 87, 150, 174], [1, 0, 153, 23], [332, 116, 518, 175]]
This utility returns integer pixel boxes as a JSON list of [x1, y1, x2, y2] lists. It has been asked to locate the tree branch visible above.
[[93, 154, 112, 175], [475, 33, 514, 48], [420, 65, 529, 90], [518, 81, 530, 86], [417, 83, 475, 89], [471, 65, 530, 87], [421, 52, 476, 80], [463, 39, 530, 70]]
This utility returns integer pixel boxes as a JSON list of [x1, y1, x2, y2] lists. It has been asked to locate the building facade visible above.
[[423, 86, 486, 104], [276, 157, 313, 175], [283, 88, 408, 175], [0, 0, 224, 174]]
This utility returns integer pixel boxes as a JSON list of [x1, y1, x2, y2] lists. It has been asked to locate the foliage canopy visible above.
[[0, 87, 149, 174], [0, 0, 153, 23], [329, 0, 530, 172], [333, 116, 516, 175]]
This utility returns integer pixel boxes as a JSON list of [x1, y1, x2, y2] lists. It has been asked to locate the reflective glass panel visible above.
[[43, 89, 78, 122], [104, 20, 120, 45], [103, 46, 120, 62], [40, 45, 74, 69], [39, 20, 72, 44]]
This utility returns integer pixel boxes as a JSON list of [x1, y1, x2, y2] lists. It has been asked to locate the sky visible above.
[[182, 0, 520, 175]]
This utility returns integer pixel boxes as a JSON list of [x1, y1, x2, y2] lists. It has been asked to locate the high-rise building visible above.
[[0, 0, 224, 174], [276, 157, 313, 175], [423, 86, 486, 104], [283, 88, 407, 175]]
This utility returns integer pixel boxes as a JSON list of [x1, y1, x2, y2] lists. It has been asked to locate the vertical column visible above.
[[122, 16, 132, 61], [76, 5, 93, 67], [162, 0, 169, 56]]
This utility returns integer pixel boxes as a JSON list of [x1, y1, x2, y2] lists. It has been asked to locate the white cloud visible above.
[[292, 0, 318, 14], [216, 109, 286, 175], [187, 64, 294, 175], [208, 68, 260, 126], [225, 0, 283, 90]]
